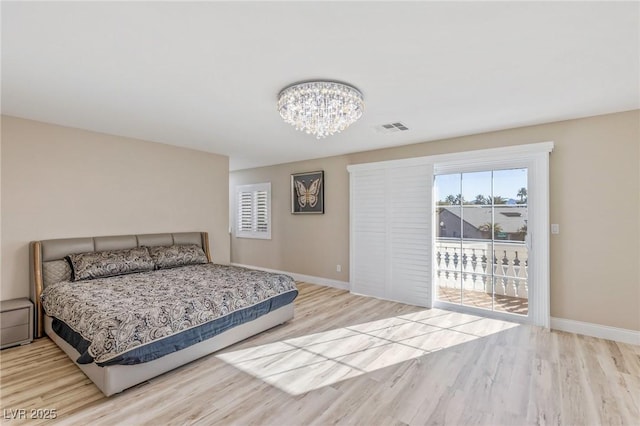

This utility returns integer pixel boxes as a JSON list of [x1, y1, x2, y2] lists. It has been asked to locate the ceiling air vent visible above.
[[375, 122, 410, 134]]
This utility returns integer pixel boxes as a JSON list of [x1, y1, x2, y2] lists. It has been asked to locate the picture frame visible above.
[[291, 170, 324, 214]]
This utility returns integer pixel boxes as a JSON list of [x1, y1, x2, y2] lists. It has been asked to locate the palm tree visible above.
[[514, 224, 528, 241], [474, 194, 487, 205], [443, 194, 463, 205], [517, 187, 527, 203], [488, 196, 507, 205], [478, 222, 503, 239]]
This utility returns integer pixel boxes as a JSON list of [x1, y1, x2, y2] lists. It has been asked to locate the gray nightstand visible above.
[[1, 298, 34, 349]]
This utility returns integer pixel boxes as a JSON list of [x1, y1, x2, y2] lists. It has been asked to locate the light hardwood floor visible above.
[[1, 283, 639, 425]]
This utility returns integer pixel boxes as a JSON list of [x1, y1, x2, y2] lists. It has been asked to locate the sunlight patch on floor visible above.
[[216, 309, 520, 395]]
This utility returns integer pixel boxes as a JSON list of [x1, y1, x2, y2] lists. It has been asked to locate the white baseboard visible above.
[[551, 317, 640, 346], [230, 263, 350, 291]]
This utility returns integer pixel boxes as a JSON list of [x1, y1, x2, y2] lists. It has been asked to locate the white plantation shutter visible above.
[[388, 165, 433, 306], [255, 190, 269, 233], [349, 164, 433, 307], [235, 183, 271, 239], [238, 191, 254, 233], [351, 169, 387, 299]]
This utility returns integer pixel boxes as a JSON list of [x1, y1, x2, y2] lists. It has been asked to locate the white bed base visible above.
[[45, 304, 294, 396]]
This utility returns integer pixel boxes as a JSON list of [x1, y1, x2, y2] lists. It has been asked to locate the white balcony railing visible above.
[[435, 239, 528, 299]]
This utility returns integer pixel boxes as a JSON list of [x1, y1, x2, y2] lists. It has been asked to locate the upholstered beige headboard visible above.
[[29, 232, 211, 338]]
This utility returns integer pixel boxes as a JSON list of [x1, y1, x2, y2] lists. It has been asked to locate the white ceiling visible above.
[[2, 2, 638, 170]]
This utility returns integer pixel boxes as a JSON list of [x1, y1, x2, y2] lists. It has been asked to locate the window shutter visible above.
[[255, 190, 269, 233], [238, 191, 254, 233], [388, 165, 433, 306], [349, 164, 433, 307], [351, 169, 387, 299], [235, 183, 271, 239]]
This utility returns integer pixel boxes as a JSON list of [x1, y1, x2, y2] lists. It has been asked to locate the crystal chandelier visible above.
[[277, 81, 364, 139]]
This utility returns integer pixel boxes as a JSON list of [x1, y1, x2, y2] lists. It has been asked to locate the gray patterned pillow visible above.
[[147, 244, 208, 270], [66, 247, 155, 281]]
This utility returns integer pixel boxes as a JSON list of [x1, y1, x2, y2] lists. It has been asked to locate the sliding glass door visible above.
[[434, 168, 529, 317], [349, 142, 551, 326]]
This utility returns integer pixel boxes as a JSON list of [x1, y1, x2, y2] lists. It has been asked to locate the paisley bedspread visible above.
[[41, 264, 298, 365]]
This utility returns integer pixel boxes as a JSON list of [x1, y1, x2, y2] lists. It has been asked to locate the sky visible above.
[[435, 168, 527, 202]]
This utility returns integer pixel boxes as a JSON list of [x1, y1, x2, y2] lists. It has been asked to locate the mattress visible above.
[[41, 264, 298, 366]]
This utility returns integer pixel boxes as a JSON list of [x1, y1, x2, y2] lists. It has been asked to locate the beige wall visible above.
[[1, 116, 230, 300], [231, 110, 640, 331], [231, 157, 351, 283]]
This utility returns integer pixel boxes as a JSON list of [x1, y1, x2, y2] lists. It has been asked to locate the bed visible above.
[[30, 232, 297, 396]]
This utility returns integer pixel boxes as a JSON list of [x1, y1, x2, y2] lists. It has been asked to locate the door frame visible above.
[[431, 142, 553, 327]]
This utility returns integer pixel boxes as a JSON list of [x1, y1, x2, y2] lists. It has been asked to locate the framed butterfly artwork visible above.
[[291, 170, 324, 214]]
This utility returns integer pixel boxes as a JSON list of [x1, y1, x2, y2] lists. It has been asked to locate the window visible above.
[[434, 168, 529, 316], [235, 182, 271, 239]]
